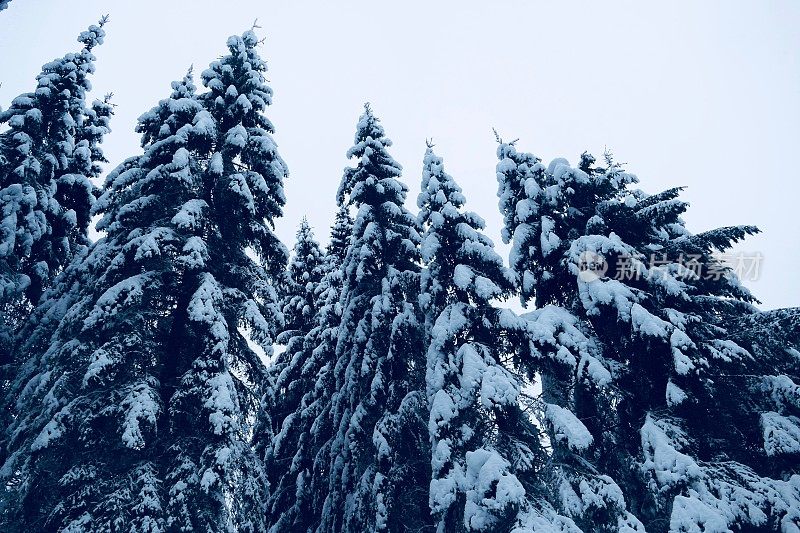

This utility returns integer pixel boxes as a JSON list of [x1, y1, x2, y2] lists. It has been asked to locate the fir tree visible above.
[[326, 203, 353, 264], [259, 218, 324, 525], [0, 18, 109, 365], [0, 67, 209, 533], [268, 218, 325, 425], [165, 28, 288, 532], [312, 105, 430, 532], [261, 206, 353, 532], [496, 140, 800, 531], [276, 218, 325, 356], [1, 29, 288, 532], [419, 145, 556, 531]]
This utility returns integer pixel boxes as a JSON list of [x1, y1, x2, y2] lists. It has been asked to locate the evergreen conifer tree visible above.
[[272, 217, 325, 376], [259, 218, 324, 526], [1, 29, 288, 532], [496, 140, 800, 531], [0, 18, 109, 364], [312, 105, 430, 532], [419, 145, 561, 531], [261, 206, 353, 532]]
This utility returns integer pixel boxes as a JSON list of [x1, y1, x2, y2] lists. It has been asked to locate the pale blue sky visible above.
[[2, 1, 798, 309]]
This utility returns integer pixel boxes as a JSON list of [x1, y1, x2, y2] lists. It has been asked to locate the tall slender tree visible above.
[[309, 105, 430, 532], [271, 218, 325, 385], [419, 145, 562, 531], [164, 28, 289, 532], [0, 17, 109, 364], [1, 29, 288, 532], [260, 218, 324, 524], [261, 206, 353, 532]]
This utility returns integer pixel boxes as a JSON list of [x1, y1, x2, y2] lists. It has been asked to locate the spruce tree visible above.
[[1, 67, 209, 533], [310, 105, 430, 532], [326, 204, 354, 264], [0, 18, 109, 364], [1, 29, 288, 532], [260, 218, 324, 526], [272, 217, 325, 379], [419, 145, 564, 531], [261, 206, 353, 532], [496, 140, 800, 531], [167, 28, 288, 532]]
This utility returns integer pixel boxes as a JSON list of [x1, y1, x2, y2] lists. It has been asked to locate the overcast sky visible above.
[[1, 1, 798, 310]]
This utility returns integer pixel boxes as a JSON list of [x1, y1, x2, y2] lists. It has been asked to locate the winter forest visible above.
[[1, 5, 799, 533]]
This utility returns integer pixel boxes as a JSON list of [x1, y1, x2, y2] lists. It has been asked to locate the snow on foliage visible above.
[[120, 381, 160, 449], [761, 412, 800, 456], [0, 17, 109, 362], [1, 29, 284, 532], [306, 106, 430, 532], [497, 140, 795, 531], [544, 403, 593, 452], [1, 22, 797, 533]]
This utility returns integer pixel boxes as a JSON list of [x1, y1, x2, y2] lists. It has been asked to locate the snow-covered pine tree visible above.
[[0, 0, 11, 12], [0, 68, 211, 533], [496, 140, 800, 531], [162, 29, 289, 532], [2, 29, 288, 532], [273, 217, 325, 372], [306, 105, 430, 532], [261, 205, 353, 532], [418, 145, 561, 531], [495, 142, 634, 531], [259, 218, 324, 524], [0, 18, 109, 366], [724, 307, 800, 483]]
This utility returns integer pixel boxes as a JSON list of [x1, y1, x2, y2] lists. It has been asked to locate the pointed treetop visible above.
[[164, 68, 197, 102], [418, 145, 466, 217], [337, 105, 403, 206], [172, 67, 197, 97], [201, 28, 273, 114], [77, 15, 108, 51], [350, 101, 388, 146], [296, 216, 314, 240], [492, 127, 518, 146], [288, 217, 322, 264], [132, 71, 207, 152], [418, 147, 513, 307], [327, 204, 353, 262]]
